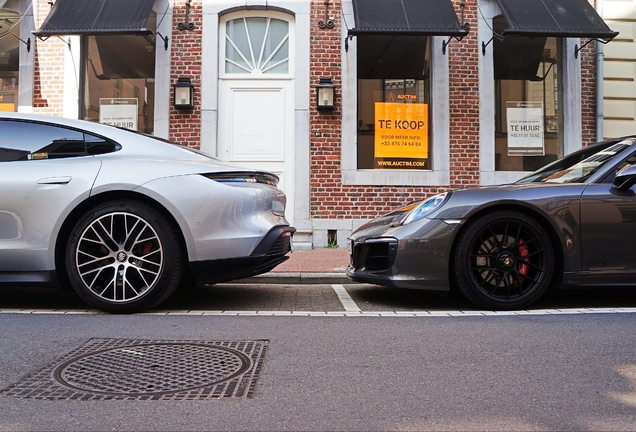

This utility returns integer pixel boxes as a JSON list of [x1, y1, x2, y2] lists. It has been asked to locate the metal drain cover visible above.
[[3, 339, 268, 400]]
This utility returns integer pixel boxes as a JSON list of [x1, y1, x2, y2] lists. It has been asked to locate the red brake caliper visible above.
[[142, 242, 153, 255], [517, 239, 529, 283]]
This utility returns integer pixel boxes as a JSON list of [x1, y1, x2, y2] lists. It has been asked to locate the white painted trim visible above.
[[153, 0, 172, 139], [478, 0, 498, 186], [63, 36, 81, 119], [562, 38, 582, 155], [200, 10, 219, 156], [3, 308, 636, 317]]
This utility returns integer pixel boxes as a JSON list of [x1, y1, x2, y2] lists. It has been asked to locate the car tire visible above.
[[452, 211, 554, 310], [65, 200, 184, 313]]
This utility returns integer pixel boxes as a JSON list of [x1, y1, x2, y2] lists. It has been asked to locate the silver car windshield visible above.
[[516, 138, 636, 184]]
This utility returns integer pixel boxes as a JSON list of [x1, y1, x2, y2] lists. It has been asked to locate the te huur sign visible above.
[[99, 98, 139, 130]]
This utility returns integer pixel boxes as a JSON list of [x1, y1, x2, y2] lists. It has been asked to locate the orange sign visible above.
[[374, 102, 428, 168]]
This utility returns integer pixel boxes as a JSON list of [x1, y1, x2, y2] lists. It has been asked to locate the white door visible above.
[[218, 14, 295, 224]]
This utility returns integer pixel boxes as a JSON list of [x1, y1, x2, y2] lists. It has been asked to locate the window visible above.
[[0, 120, 120, 161], [80, 14, 156, 134], [225, 17, 289, 75], [0, 9, 20, 113], [356, 35, 431, 170], [493, 19, 563, 172]]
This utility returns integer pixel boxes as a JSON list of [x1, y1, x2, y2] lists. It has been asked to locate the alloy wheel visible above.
[[75, 212, 164, 303]]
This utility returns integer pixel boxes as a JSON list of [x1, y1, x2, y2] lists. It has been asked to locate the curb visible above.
[[232, 272, 354, 285]]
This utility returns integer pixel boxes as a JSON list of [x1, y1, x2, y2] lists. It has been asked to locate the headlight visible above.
[[401, 192, 449, 225]]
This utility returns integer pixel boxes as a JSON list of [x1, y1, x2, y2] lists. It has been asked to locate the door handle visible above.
[[36, 176, 72, 185]]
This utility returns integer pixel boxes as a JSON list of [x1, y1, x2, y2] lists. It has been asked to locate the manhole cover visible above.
[[2, 339, 268, 400]]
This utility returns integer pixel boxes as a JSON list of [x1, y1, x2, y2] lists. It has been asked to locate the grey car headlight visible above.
[[401, 192, 449, 225]]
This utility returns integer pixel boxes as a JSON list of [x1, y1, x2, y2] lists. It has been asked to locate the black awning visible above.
[[33, 0, 154, 37], [349, 0, 468, 37], [496, 0, 618, 40], [492, 15, 545, 80], [358, 35, 428, 79]]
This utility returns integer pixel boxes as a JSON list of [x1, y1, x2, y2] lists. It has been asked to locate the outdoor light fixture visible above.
[[173, 78, 194, 110], [316, 78, 335, 111]]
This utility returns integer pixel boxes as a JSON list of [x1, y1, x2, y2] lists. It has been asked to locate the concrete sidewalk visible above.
[[237, 247, 352, 284]]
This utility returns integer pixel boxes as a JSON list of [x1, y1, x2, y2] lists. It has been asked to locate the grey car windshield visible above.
[[516, 138, 636, 184]]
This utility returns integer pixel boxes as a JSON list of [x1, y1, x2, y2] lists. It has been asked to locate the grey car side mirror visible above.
[[613, 165, 636, 192]]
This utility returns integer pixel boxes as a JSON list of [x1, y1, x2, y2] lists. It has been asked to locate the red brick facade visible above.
[[33, 1, 65, 115], [169, 0, 202, 146]]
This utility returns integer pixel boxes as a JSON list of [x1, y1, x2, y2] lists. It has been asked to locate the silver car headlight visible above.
[[401, 192, 449, 225]]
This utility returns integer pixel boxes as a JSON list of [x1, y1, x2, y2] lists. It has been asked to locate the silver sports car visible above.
[[0, 113, 294, 313], [348, 136, 636, 310]]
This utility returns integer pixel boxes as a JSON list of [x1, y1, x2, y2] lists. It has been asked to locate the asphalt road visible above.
[[3, 282, 636, 313], [1, 283, 636, 431]]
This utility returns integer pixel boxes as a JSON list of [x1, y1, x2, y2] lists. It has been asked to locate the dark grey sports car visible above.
[[347, 136, 636, 310]]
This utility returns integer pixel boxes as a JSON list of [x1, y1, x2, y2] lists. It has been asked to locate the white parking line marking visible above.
[[3, 308, 636, 316], [332, 284, 361, 312]]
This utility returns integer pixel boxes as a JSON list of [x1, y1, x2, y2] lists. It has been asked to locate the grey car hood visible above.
[[432, 182, 587, 221], [352, 182, 588, 241]]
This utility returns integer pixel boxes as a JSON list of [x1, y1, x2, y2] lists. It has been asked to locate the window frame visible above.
[[478, 0, 582, 185], [341, 0, 450, 186], [219, 10, 295, 81]]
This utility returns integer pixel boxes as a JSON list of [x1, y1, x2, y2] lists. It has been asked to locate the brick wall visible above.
[[581, 0, 598, 145], [581, 46, 597, 146], [33, 0, 65, 115], [168, 0, 202, 147], [448, 1, 480, 188]]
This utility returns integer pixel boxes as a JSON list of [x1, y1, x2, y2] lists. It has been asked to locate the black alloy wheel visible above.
[[453, 211, 554, 310], [65, 200, 184, 313]]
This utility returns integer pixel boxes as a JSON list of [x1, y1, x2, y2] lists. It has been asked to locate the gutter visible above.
[[596, 0, 605, 142]]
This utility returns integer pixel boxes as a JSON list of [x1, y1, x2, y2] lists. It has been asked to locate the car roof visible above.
[[0, 112, 149, 139]]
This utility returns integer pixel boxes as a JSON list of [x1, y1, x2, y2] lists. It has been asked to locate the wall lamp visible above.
[[316, 78, 335, 111], [173, 78, 195, 110]]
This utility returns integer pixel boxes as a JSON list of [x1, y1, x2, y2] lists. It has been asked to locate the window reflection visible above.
[[494, 21, 563, 172], [357, 35, 431, 170], [81, 14, 156, 134], [0, 9, 20, 113]]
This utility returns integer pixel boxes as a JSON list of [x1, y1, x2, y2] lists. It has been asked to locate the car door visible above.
[[580, 154, 636, 281], [0, 120, 102, 273]]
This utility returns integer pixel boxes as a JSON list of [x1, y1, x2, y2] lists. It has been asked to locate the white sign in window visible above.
[[506, 101, 544, 156], [99, 98, 138, 130]]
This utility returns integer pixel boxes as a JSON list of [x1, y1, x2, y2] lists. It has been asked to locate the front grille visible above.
[[365, 243, 393, 270], [352, 239, 398, 272]]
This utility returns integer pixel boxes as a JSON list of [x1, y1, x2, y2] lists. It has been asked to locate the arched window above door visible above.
[[225, 17, 289, 75]]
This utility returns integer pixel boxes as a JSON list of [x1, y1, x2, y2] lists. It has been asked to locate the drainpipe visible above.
[[596, 0, 605, 142]]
